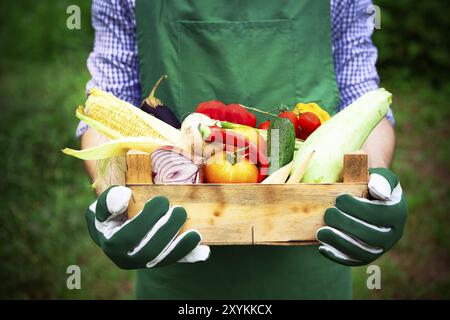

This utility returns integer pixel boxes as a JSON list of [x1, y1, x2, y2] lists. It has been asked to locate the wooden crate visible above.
[[125, 152, 368, 246]]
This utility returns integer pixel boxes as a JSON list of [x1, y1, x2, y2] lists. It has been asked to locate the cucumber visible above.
[[267, 118, 295, 174]]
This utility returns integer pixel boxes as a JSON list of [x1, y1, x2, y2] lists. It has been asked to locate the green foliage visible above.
[[0, 0, 93, 62], [353, 78, 450, 299], [0, 56, 134, 299], [373, 0, 450, 84]]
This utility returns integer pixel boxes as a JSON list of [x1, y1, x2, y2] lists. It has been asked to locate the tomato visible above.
[[278, 111, 300, 138], [298, 112, 321, 140], [205, 152, 259, 183], [258, 120, 271, 130]]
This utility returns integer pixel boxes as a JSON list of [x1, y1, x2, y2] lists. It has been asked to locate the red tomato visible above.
[[278, 111, 300, 138], [298, 112, 321, 140], [258, 120, 271, 130]]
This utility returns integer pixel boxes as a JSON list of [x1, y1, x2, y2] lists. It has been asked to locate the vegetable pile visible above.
[[63, 75, 392, 186]]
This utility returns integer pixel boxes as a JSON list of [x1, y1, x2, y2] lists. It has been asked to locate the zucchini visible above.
[[267, 118, 295, 174], [290, 88, 392, 183]]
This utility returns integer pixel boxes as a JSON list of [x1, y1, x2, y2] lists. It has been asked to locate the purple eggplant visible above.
[[140, 75, 181, 129]]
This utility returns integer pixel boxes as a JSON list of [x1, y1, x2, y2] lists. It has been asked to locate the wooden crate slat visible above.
[[126, 151, 153, 184], [128, 183, 368, 245], [125, 151, 369, 245]]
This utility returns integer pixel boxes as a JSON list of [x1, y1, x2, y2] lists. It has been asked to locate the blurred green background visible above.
[[0, 0, 449, 299]]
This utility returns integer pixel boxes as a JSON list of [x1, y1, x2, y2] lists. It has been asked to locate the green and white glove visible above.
[[85, 186, 210, 269], [317, 168, 407, 266]]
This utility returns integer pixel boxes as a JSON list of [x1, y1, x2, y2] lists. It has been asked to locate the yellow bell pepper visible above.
[[293, 102, 331, 124]]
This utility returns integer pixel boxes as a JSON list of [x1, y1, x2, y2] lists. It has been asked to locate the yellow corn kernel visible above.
[[87, 101, 161, 138], [79, 88, 181, 144]]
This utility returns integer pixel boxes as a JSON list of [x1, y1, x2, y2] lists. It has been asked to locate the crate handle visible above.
[[343, 151, 369, 183]]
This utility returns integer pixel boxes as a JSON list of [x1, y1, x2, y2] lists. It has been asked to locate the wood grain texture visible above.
[[126, 151, 153, 184], [343, 151, 368, 183], [125, 152, 369, 245], [127, 183, 368, 245]]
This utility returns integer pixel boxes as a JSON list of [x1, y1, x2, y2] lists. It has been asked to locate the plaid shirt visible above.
[[77, 0, 394, 137]]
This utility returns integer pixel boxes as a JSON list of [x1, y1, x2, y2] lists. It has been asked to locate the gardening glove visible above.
[[85, 185, 210, 269], [317, 168, 407, 266]]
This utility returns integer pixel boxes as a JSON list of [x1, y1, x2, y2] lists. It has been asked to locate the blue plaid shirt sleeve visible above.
[[77, 0, 393, 137], [331, 0, 395, 125], [76, 0, 141, 137]]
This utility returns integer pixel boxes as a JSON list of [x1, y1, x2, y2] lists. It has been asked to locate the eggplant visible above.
[[151, 146, 204, 184], [140, 75, 181, 129]]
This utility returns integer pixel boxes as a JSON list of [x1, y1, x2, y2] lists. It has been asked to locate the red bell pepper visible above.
[[196, 101, 257, 128]]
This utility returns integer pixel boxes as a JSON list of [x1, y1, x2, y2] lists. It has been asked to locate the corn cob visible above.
[[78, 88, 182, 144]]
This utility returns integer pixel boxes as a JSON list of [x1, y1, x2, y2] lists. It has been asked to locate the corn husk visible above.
[[92, 155, 126, 193], [62, 137, 172, 160]]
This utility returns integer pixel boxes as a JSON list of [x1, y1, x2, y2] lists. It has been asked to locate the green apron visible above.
[[135, 0, 350, 299]]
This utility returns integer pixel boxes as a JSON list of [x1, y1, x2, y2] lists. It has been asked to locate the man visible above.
[[79, 0, 407, 299]]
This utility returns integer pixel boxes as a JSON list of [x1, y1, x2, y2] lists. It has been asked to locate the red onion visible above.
[[151, 146, 204, 184]]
